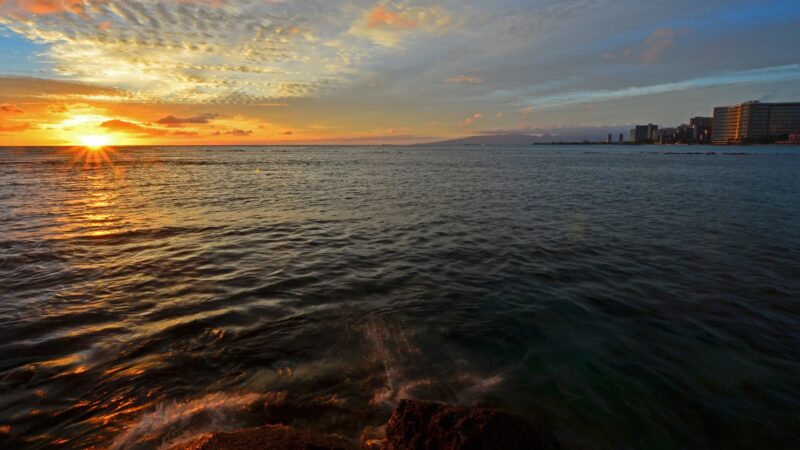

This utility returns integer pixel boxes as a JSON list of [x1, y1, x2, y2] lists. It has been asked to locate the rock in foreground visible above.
[[169, 400, 560, 450], [171, 424, 357, 450], [386, 400, 561, 450]]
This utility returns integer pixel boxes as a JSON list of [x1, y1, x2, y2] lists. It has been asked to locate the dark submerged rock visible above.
[[170, 424, 357, 450], [385, 400, 561, 450]]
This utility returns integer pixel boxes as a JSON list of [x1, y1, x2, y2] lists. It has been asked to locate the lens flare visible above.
[[80, 135, 112, 149]]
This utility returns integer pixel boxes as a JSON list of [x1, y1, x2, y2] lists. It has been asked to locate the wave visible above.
[[109, 392, 285, 450]]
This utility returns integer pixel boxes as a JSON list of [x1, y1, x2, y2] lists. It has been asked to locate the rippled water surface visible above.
[[1, 145, 800, 449]]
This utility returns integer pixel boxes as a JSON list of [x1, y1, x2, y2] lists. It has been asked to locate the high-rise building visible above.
[[619, 133, 624, 144], [607, 134, 613, 144], [676, 124, 694, 143], [630, 124, 658, 143], [689, 117, 712, 143], [712, 101, 800, 144], [655, 127, 677, 144]]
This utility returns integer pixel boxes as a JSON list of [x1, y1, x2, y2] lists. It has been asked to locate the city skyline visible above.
[[1, 0, 800, 146]]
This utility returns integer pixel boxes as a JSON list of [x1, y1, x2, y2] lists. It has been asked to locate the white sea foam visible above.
[[108, 392, 283, 450]]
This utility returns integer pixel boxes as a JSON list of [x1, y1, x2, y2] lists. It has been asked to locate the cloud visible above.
[[1, 0, 88, 16], [101, 118, 205, 137], [177, 0, 223, 7], [45, 102, 102, 116], [0, 2, 363, 103], [171, 130, 200, 137], [0, 76, 126, 102], [602, 28, 681, 64], [226, 129, 253, 136], [487, 0, 605, 36], [0, 103, 24, 114], [101, 119, 167, 136], [519, 106, 533, 116], [463, 112, 482, 126], [366, 6, 418, 30], [640, 28, 676, 63], [445, 75, 484, 85], [349, 4, 453, 47], [512, 64, 800, 109], [212, 128, 253, 136], [156, 113, 219, 127], [0, 122, 31, 132]]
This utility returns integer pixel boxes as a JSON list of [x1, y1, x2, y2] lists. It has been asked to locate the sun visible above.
[[80, 134, 113, 149]]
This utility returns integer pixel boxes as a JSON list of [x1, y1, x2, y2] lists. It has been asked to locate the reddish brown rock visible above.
[[385, 400, 561, 450], [166, 400, 560, 450], [169, 424, 357, 450]]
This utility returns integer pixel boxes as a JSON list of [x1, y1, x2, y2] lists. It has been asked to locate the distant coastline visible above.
[[419, 134, 800, 147]]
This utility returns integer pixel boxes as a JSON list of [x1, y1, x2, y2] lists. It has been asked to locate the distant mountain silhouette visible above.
[[420, 134, 538, 146], [420, 133, 615, 146]]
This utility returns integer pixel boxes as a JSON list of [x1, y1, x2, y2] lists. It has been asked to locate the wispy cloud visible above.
[[156, 113, 219, 127], [445, 75, 484, 85], [601, 28, 684, 64], [210, 128, 253, 136], [514, 65, 800, 109], [0, 122, 31, 133], [640, 28, 676, 63], [463, 112, 482, 126]]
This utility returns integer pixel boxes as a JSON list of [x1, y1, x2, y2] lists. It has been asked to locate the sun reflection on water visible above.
[[69, 145, 119, 171]]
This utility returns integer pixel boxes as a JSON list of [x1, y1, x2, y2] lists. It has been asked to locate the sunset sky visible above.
[[1, 0, 800, 146]]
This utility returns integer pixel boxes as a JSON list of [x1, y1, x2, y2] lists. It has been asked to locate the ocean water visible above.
[[1, 145, 799, 449]]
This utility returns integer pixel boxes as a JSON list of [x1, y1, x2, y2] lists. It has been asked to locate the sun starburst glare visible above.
[[68, 135, 123, 174], [80, 134, 112, 149]]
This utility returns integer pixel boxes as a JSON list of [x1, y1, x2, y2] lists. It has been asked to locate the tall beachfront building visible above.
[[712, 101, 800, 144]]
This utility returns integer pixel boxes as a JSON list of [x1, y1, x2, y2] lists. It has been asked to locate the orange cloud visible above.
[[101, 119, 167, 136], [367, 6, 417, 30], [445, 75, 484, 85], [0, 103, 24, 114], [211, 129, 253, 136], [171, 130, 200, 137], [641, 28, 676, 63], [101, 119, 206, 138], [0, 123, 31, 132], [0, 77, 124, 101], [156, 113, 219, 127], [2, 0, 89, 16], [463, 112, 482, 126], [351, 5, 453, 47]]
